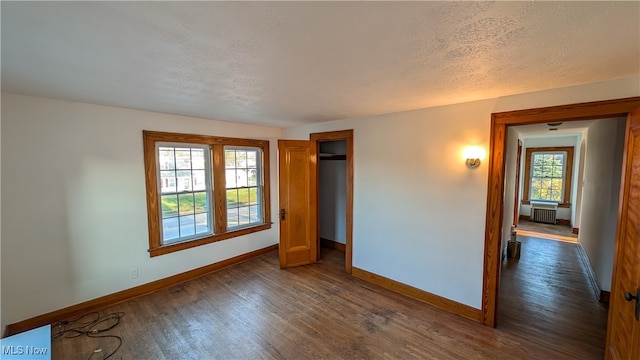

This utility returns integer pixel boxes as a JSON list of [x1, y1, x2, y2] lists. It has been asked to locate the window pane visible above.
[[247, 151, 257, 168], [227, 207, 239, 227], [531, 151, 567, 201], [553, 154, 563, 164], [156, 143, 213, 245], [531, 188, 541, 200], [238, 206, 250, 226], [532, 154, 544, 176], [178, 193, 194, 215], [249, 204, 260, 223], [237, 188, 249, 206], [177, 170, 192, 192], [195, 213, 210, 235], [235, 150, 247, 168], [161, 195, 178, 218], [531, 178, 541, 189], [191, 148, 206, 169], [227, 189, 238, 208], [175, 148, 191, 169], [533, 155, 543, 167], [226, 169, 237, 188], [538, 188, 549, 200], [179, 215, 195, 237], [159, 147, 175, 170], [225, 146, 263, 229], [248, 169, 257, 187], [194, 192, 208, 213], [225, 151, 236, 169], [249, 187, 258, 205], [532, 164, 543, 177], [162, 217, 179, 242], [236, 170, 248, 188], [160, 171, 177, 193], [541, 164, 550, 177], [192, 170, 206, 191]]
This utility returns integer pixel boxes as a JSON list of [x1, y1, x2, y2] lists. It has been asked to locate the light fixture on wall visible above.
[[463, 146, 485, 169]]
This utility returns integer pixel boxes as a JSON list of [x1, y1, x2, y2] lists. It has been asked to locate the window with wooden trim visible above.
[[143, 131, 271, 257], [530, 152, 565, 201], [522, 146, 574, 207]]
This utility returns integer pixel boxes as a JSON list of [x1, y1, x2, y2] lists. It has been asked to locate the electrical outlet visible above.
[[130, 268, 139, 279]]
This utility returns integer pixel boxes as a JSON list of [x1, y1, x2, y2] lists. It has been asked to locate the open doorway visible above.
[[277, 130, 353, 272], [311, 130, 354, 274], [498, 118, 626, 357], [318, 140, 348, 256], [510, 123, 590, 243], [480, 97, 640, 357]]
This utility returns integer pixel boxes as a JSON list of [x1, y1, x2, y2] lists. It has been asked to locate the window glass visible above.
[[157, 144, 212, 244], [143, 131, 271, 256], [530, 152, 565, 202], [225, 147, 263, 229]]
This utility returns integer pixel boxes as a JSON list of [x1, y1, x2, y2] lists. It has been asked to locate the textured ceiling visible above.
[[516, 119, 595, 138], [2, 1, 639, 127]]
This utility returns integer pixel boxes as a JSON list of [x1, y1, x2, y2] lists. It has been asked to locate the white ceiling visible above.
[[515, 119, 597, 139], [2, 1, 639, 127]]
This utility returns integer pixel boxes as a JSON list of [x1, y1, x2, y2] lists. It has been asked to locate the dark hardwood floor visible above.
[[51, 244, 607, 359], [498, 235, 608, 359]]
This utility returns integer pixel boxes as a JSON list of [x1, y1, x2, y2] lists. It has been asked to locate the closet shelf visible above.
[[319, 154, 346, 161]]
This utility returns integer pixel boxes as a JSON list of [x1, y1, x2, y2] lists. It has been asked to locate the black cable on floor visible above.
[[51, 312, 125, 359]]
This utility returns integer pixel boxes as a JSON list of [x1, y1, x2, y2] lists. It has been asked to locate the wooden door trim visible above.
[[310, 130, 354, 274], [606, 108, 640, 359], [482, 96, 640, 327]]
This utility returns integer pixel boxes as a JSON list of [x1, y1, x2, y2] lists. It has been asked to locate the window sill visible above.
[[148, 223, 272, 257], [521, 200, 571, 208]]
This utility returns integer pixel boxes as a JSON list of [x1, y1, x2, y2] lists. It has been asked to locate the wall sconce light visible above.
[[463, 146, 485, 169]]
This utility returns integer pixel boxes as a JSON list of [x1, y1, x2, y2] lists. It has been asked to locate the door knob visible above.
[[624, 288, 640, 321], [280, 209, 286, 220]]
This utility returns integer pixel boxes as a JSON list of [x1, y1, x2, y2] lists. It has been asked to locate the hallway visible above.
[[498, 235, 609, 359]]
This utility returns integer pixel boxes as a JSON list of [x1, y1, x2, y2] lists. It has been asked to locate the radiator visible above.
[[530, 201, 558, 224], [532, 208, 557, 224]]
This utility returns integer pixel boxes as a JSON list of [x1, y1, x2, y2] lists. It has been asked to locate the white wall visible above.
[[283, 75, 640, 309], [579, 117, 626, 291], [319, 141, 347, 244], [0, 93, 282, 329], [573, 139, 588, 230], [517, 135, 580, 222], [502, 127, 519, 256], [2, 75, 638, 328]]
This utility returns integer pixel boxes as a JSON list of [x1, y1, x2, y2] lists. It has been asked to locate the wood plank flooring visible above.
[[51, 244, 607, 359], [498, 235, 608, 359], [516, 221, 577, 238]]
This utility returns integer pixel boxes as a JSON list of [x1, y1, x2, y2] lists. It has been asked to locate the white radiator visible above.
[[530, 201, 558, 224]]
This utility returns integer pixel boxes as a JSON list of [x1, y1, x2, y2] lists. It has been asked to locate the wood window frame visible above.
[[521, 146, 574, 208], [143, 131, 271, 257]]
